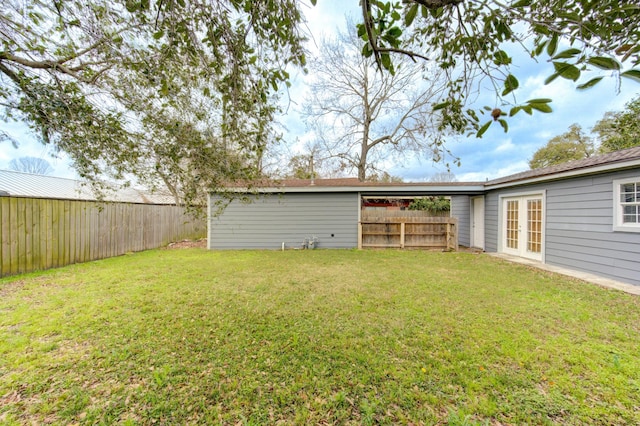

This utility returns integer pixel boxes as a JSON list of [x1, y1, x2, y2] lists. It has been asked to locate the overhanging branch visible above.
[[0, 52, 107, 84]]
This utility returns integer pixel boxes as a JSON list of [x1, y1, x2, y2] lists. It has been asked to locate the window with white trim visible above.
[[613, 178, 640, 232]]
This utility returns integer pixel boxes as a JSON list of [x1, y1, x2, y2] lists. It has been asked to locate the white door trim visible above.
[[498, 191, 546, 262], [471, 196, 485, 250]]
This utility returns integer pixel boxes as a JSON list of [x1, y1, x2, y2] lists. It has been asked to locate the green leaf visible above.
[[509, 106, 521, 117], [433, 101, 450, 111], [380, 53, 391, 71], [529, 103, 553, 113], [577, 76, 604, 90], [502, 74, 519, 96], [476, 121, 491, 138], [386, 26, 402, 38], [526, 98, 553, 113], [153, 30, 164, 40], [498, 119, 508, 133], [621, 69, 640, 83], [587, 56, 621, 71], [533, 41, 546, 57], [361, 43, 373, 58], [511, 0, 532, 7], [552, 48, 582, 60], [493, 50, 511, 66], [553, 62, 581, 81], [310, 0, 317, 4], [405, 4, 418, 26], [544, 72, 560, 85], [546, 34, 558, 57], [125, 0, 138, 12]]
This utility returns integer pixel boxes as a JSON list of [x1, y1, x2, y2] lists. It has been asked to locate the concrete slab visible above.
[[487, 253, 640, 296]]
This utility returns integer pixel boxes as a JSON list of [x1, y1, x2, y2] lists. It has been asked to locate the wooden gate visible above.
[[358, 210, 458, 250]]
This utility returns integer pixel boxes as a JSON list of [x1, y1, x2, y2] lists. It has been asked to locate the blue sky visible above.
[[283, 1, 640, 182], [1, 0, 638, 182]]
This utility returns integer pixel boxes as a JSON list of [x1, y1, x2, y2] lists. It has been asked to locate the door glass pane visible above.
[[506, 200, 518, 249], [527, 199, 542, 253]]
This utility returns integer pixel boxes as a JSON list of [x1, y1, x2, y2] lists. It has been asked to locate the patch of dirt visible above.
[[165, 239, 207, 249]]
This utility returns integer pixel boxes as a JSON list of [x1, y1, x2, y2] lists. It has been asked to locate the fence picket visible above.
[[360, 210, 458, 250], [0, 196, 205, 277]]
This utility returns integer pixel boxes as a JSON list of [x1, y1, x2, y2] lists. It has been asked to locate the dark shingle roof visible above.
[[485, 146, 640, 186]]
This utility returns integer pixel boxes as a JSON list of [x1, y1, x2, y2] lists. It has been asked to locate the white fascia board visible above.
[[224, 184, 486, 194], [485, 159, 640, 190]]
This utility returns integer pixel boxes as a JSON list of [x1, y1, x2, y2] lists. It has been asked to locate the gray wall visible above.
[[485, 192, 499, 253], [451, 195, 470, 247], [485, 168, 640, 286], [209, 192, 359, 249]]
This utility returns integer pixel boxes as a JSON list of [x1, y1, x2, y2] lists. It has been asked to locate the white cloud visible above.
[[495, 138, 515, 152]]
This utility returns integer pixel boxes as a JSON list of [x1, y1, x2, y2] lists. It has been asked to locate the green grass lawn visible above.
[[1, 249, 639, 425]]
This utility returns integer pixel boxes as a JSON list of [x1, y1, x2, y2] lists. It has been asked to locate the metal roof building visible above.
[[0, 169, 175, 204]]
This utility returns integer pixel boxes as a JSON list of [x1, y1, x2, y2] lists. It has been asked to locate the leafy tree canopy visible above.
[[286, 154, 318, 180], [2, 0, 639, 200], [530, 96, 640, 170], [529, 124, 594, 169], [357, 0, 640, 137], [593, 95, 640, 153], [408, 196, 450, 213], [0, 0, 306, 205]]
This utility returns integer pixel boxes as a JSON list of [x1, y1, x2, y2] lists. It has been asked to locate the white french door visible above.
[[501, 195, 543, 261]]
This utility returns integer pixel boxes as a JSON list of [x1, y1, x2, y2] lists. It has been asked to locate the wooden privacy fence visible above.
[[359, 210, 458, 250], [0, 196, 206, 277]]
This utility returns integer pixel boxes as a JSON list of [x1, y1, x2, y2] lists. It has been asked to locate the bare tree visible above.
[[303, 20, 447, 181], [9, 157, 53, 175], [429, 172, 457, 182]]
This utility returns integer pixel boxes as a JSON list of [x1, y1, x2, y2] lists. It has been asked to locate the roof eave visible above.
[[221, 184, 486, 194], [485, 158, 640, 190]]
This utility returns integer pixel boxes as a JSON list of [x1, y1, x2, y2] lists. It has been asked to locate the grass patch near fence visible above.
[[1, 249, 639, 425]]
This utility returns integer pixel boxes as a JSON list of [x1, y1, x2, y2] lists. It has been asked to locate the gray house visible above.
[[209, 147, 640, 286]]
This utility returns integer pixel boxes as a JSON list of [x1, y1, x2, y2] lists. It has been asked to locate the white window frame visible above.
[[613, 177, 640, 233]]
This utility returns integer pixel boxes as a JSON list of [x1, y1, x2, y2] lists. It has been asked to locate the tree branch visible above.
[[408, 0, 464, 7], [361, 0, 433, 71], [0, 52, 105, 83]]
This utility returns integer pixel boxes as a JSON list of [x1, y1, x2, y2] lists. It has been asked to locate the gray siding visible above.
[[484, 192, 499, 253], [209, 193, 359, 249], [486, 168, 640, 286], [451, 195, 470, 247], [545, 169, 640, 286]]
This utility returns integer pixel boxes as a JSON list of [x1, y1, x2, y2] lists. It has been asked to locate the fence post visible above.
[[400, 222, 405, 249], [358, 222, 362, 249]]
